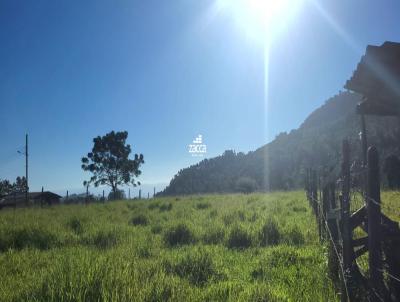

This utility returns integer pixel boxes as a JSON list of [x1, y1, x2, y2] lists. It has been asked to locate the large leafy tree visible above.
[[81, 131, 144, 198]]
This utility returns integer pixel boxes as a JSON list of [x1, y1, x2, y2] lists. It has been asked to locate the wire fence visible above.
[[305, 140, 400, 302]]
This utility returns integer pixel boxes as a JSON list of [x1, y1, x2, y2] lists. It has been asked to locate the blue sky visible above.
[[1, 0, 399, 196]]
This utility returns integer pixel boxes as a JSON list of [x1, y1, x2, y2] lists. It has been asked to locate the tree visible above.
[[13, 176, 27, 193], [81, 131, 144, 199], [0, 180, 13, 196], [108, 189, 126, 200]]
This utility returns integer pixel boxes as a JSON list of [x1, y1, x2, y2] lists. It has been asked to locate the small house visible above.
[[0, 191, 62, 209]]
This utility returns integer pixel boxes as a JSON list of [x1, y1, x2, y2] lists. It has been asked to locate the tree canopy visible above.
[[0, 176, 27, 196], [81, 131, 144, 197]]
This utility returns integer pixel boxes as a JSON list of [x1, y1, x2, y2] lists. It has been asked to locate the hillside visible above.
[[160, 92, 400, 195]]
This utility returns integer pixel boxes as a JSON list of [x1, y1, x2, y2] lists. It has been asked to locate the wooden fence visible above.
[[305, 140, 400, 302]]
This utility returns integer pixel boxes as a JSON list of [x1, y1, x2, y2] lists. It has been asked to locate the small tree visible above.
[[81, 131, 144, 199]]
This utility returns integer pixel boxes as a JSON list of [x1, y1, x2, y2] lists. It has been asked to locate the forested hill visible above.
[[160, 92, 400, 195]]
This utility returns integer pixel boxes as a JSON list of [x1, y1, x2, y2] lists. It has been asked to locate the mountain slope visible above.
[[160, 92, 400, 195]]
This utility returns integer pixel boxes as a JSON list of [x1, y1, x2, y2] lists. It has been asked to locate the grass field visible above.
[[0, 191, 339, 301]]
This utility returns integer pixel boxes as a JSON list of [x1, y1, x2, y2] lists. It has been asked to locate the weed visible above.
[[130, 214, 149, 226], [163, 223, 196, 247], [226, 225, 252, 249], [259, 219, 281, 246]]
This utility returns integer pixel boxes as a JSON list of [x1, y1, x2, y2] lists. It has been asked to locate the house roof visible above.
[[0, 191, 62, 205], [345, 41, 400, 116]]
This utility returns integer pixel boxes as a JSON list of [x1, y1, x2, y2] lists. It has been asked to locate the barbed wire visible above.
[[309, 195, 351, 301], [309, 187, 400, 302]]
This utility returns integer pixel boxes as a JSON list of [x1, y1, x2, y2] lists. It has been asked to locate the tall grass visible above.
[[0, 191, 338, 301]]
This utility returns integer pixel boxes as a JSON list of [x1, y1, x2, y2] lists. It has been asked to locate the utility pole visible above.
[[25, 134, 29, 204], [153, 187, 156, 198]]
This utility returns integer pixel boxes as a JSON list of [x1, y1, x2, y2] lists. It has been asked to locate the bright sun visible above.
[[217, 0, 303, 43]]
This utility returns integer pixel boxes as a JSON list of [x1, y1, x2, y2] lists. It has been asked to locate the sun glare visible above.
[[217, 0, 303, 43]]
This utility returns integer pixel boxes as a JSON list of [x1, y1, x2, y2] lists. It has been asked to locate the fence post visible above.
[[341, 140, 353, 277], [326, 183, 341, 289], [86, 185, 89, 205], [366, 146, 384, 299], [322, 185, 328, 240]]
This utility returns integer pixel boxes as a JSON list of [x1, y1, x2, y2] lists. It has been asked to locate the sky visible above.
[[0, 0, 399, 196]]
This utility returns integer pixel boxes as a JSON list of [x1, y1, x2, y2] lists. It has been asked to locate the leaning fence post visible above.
[[366, 146, 384, 298]]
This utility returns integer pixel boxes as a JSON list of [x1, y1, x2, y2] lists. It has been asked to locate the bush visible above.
[[163, 249, 218, 286], [202, 227, 225, 245], [67, 217, 84, 235], [163, 223, 196, 247], [259, 219, 281, 246], [130, 214, 149, 226], [226, 225, 252, 249], [86, 229, 120, 249]]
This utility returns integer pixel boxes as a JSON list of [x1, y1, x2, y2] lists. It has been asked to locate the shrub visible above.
[[130, 214, 149, 226], [88, 229, 120, 249], [202, 227, 225, 245], [159, 203, 173, 212], [259, 219, 281, 246], [196, 202, 211, 210], [163, 223, 196, 247], [67, 217, 84, 235], [163, 249, 218, 286], [226, 225, 252, 249]]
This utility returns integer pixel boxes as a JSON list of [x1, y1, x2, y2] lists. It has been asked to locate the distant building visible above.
[[0, 191, 62, 209]]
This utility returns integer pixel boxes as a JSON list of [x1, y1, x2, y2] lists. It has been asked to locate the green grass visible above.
[[0, 191, 338, 301]]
